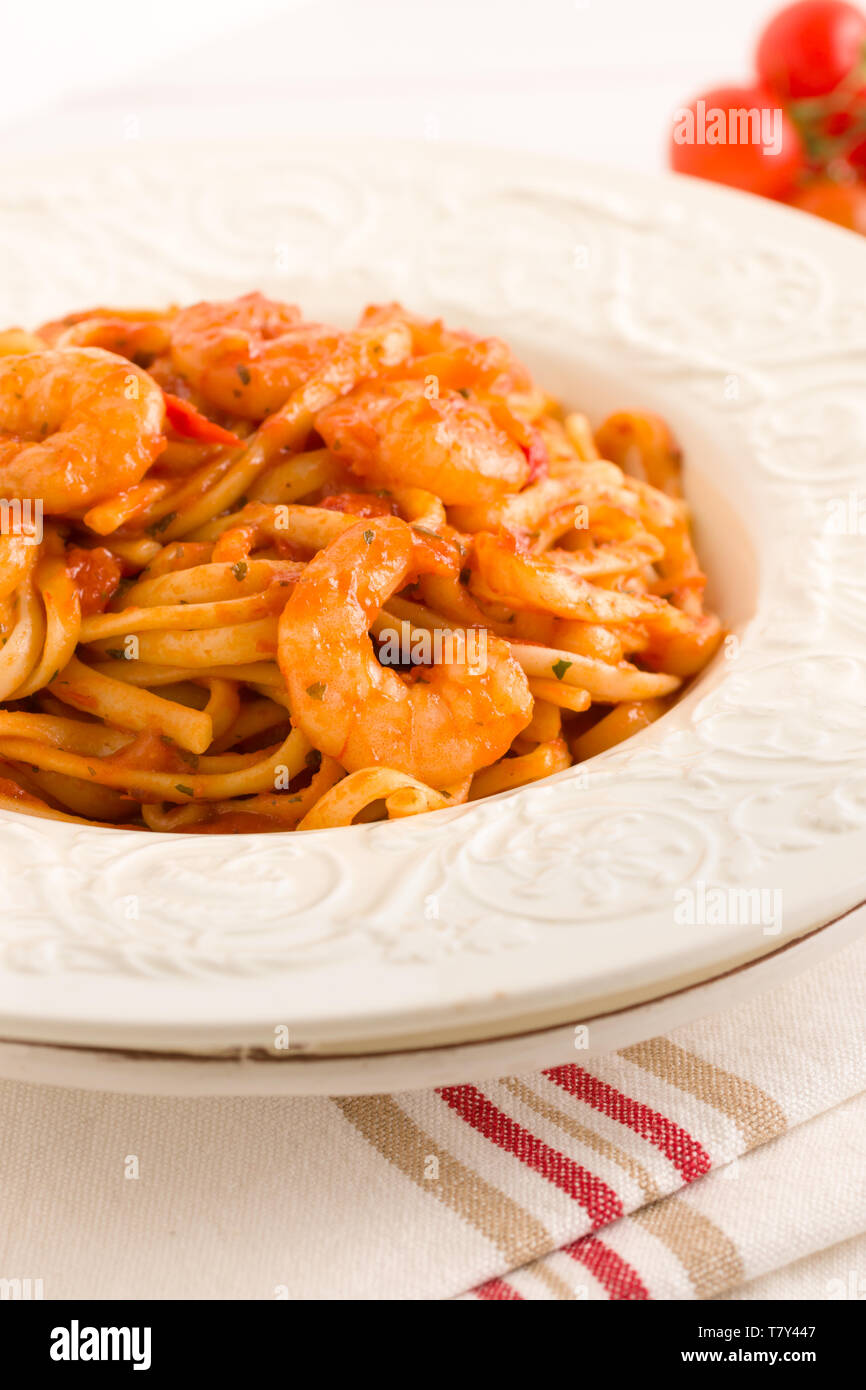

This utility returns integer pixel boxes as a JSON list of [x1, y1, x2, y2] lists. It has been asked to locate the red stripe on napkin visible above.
[[544, 1066, 711, 1181], [564, 1233, 651, 1300], [437, 1084, 623, 1227]]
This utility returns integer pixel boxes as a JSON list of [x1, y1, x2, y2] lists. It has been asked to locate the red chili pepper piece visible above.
[[163, 392, 242, 447]]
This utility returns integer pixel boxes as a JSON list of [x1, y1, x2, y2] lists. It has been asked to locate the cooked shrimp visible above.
[[170, 292, 342, 419], [0, 348, 165, 513], [0, 328, 47, 356], [38, 306, 174, 364], [472, 530, 672, 626], [278, 515, 533, 785], [358, 302, 533, 396], [315, 380, 530, 504], [472, 530, 722, 674], [356, 304, 549, 473]]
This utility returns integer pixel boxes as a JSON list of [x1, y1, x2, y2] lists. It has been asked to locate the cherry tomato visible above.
[[670, 85, 805, 198], [65, 546, 123, 617], [787, 175, 866, 229], [757, 1, 866, 100], [844, 131, 866, 168]]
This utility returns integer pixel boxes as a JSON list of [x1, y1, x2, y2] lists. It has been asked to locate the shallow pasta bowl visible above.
[[0, 139, 864, 1093]]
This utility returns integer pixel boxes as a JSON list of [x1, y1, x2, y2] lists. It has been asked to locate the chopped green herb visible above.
[[236, 364, 251, 385], [175, 784, 195, 797], [552, 659, 572, 681], [147, 512, 177, 536], [362, 529, 374, 545], [305, 682, 326, 700], [231, 560, 248, 581]]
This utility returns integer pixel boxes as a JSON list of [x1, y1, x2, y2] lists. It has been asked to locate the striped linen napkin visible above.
[[0, 934, 864, 1300], [340, 935, 866, 1301]]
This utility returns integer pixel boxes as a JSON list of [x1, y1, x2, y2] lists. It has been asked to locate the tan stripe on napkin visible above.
[[632, 1200, 744, 1298], [501, 1077, 662, 1204], [621, 1039, 787, 1149], [531, 1260, 578, 1300], [334, 1095, 550, 1266]]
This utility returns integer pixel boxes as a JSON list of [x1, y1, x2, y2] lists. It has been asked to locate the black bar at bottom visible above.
[[3, 1297, 861, 1372]]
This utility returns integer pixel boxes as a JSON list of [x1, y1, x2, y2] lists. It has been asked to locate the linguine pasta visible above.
[[0, 296, 722, 832]]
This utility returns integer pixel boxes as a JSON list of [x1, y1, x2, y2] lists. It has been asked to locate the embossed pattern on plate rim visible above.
[[0, 140, 863, 1052]]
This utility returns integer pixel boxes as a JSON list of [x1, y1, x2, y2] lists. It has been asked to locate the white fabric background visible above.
[[5, 0, 783, 168]]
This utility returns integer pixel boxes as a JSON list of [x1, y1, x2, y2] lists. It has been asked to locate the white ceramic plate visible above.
[[0, 140, 864, 1082]]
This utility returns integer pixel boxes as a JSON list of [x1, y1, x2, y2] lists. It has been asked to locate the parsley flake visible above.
[[148, 512, 177, 536]]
